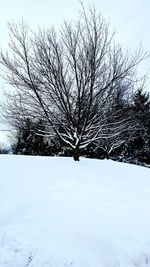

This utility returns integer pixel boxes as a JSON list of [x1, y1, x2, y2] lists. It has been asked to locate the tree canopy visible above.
[[0, 5, 148, 161]]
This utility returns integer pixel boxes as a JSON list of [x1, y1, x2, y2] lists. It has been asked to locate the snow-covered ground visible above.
[[0, 155, 150, 267]]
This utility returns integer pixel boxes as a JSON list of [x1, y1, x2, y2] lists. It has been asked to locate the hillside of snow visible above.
[[0, 155, 150, 267]]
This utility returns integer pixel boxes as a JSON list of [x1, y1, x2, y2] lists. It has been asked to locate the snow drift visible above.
[[0, 155, 150, 267]]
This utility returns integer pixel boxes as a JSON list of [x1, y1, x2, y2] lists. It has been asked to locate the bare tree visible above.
[[0, 5, 148, 160]]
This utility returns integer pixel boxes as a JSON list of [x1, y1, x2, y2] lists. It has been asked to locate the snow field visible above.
[[0, 155, 150, 267]]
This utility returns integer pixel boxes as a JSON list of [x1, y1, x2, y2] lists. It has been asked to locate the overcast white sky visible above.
[[0, 0, 150, 62], [0, 0, 150, 142], [0, 1, 149, 48]]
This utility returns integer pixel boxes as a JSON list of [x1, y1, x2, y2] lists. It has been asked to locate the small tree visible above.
[[125, 89, 150, 165], [0, 142, 10, 154], [0, 5, 148, 160], [12, 118, 51, 155]]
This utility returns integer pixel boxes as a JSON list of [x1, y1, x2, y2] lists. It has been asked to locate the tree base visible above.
[[73, 156, 80, 161], [73, 148, 80, 161]]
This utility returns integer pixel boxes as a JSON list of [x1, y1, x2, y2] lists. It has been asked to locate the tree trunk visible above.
[[105, 151, 109, 159], [73, 147, 80, 161]]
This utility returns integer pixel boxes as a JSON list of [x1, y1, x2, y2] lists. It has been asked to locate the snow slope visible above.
[[0, 155, 150, 267]]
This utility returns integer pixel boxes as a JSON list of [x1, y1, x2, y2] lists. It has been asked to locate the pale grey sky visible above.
[[0, 0, 150, 142], [0, 0, 150, 49], [0, 0, 150, 76], [0, 0, 149, 81]]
